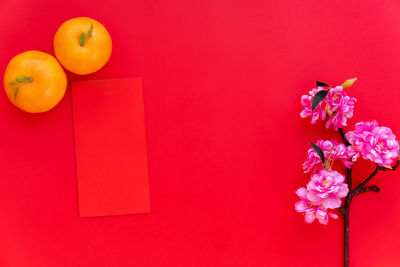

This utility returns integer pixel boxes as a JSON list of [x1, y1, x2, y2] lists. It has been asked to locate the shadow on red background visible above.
[[1, 0, 400, 266]]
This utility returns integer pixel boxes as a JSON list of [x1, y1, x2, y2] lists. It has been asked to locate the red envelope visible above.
[[71, 78, 151, 217]]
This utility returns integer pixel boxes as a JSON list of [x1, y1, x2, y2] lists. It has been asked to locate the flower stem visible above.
[[360, 186, 380, 193], [343, 167, 351, 267], [339, 128, 351, 146], [338, 128, 352, 267]]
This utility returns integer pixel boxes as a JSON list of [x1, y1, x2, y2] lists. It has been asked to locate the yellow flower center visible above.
[[378, 142, 385, 149], [322, 179, 328, 186], [331, 93, 340, 101]]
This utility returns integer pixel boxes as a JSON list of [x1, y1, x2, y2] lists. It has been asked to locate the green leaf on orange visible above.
[[79, 32, 87, 46], [8, 81, 18, 88], [14, 87, 19, 100], [16, 77, 29, 83], [88, 24, 93, 38]]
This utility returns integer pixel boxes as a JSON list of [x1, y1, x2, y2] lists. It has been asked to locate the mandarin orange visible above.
[[54, 17, 112, 75], [3, 50, 67, 113]]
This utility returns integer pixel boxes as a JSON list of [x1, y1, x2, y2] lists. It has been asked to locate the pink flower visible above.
[[363, 127, 399, 166], [306, 169, 349, 209], [325, 86, 345, 111], [295, 187, 338, 225], [346, 121, 378, 143], [346, 121, 399, 166], [300, 87, 327, 124], [300, 85, 357, 131], [303, 147, 324, 174], [325, 88, 357, 131], [303, 140, 353, 174], [346, 121, 379, 161], [354, 120, 379, 134], [295, 170, 347, 225]]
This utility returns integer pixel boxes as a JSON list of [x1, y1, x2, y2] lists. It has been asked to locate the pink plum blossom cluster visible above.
[[296, 80, 399, 225], [303, 139, 353, 174], [300, 85, 356, 131], [296, 140, 351, 224], [295, 170, 348, 225], [346, 121, 399, 167]]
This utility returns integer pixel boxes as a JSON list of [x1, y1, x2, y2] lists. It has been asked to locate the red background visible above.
[[1, 0, 400, 266]]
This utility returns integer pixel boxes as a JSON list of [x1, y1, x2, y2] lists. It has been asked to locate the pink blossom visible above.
[[346, 120, 378, 143], [300, 85, 357, 130], [303, 140, 353, 174], [295, 187, 338, 225], [325, 86, 345, 111], [300, 87, 327, 124], [363, 127, 399, 166], [346, 121, 379, 161], [346, 121, 399, 166], [325, 89, 357, 131], [303, 147, 324, 174], [306, 169, 348, 209], [354, 120, 379, 134]]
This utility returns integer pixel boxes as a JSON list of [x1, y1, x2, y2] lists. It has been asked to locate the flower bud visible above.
[[341, 78, 357, 89]]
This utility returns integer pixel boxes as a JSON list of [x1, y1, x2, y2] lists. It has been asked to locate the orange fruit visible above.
[[3, 50, 67, 113], [53, 17, 112, 75]]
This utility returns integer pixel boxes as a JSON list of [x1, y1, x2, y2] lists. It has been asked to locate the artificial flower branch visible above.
[[296, 79, 400, 267]]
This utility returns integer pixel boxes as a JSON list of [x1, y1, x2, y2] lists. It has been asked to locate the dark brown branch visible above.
[[352, 160, 400, 197], [339, 128, 351, 146], [342, 166, 352, 267], [337, 128, 352, 267], [380, 160, 400, 172], [339, 206, 346, 215], [360, 186, 380, 194], [351, 165, 380, 196]]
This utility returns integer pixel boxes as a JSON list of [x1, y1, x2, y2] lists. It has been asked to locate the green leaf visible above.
[[14, 87, 19, 100], [316, 81, 330, 87], [311, 90, 328, 111], [326, 147, 335, 163], [16, 77, 29, 83], [311, 142, 325, 165], [79, 32, 87, 46], [8, 81, 18, 88], [88, 24, 93, 38]]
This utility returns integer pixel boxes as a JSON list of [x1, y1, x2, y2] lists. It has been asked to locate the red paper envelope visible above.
[[71, 78, 151, 217]]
